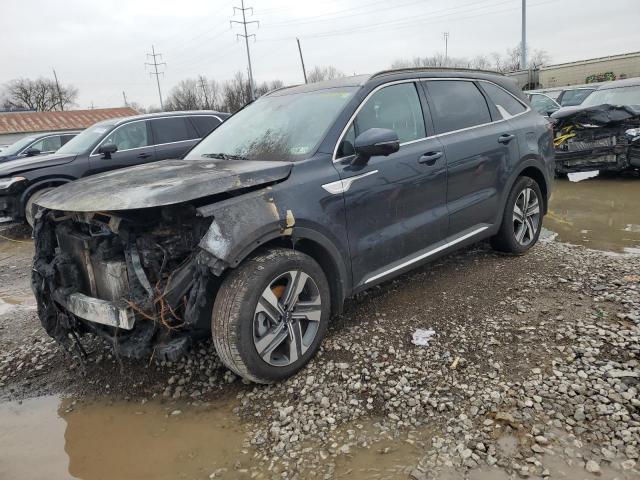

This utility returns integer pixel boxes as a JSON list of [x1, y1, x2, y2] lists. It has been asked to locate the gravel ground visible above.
[[0, 229, 638, 479]]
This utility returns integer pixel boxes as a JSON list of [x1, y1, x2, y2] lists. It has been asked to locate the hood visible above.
[[0, 152, 76, 177], [37, 158, 292, 212], [551, 103, 640, 126]]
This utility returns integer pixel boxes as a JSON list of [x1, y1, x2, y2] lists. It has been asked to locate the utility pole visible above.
[[52, 68, 64, 111], [521, 0, 527, 70], [231, 0, 258, 101], [198, 76, 210, 109], [122, 91, 128, 107], [145, 45, 166, 110], [296, 38, 308, 84], [443, 32, 449, 64]]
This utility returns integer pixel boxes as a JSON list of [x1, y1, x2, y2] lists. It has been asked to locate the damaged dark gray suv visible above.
[[32, 69, 554, 383]]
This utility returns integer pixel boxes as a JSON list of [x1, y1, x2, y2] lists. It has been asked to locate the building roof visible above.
[[0, 107, 139, 135]]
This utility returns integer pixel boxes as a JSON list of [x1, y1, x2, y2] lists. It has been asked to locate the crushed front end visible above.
[[552, 104, 640, 174], [31, 206, 222, 361]]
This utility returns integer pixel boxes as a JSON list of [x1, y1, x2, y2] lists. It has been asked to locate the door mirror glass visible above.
[[98, 143, 118, 159], [352, 128, 399, 165], [24, 148, 41, 157]]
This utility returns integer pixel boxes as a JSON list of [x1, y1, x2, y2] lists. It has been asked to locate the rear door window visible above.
[[150, 117, 199, 145], [424, 80, 492, 134], [481, 82, 527, 117], [190, 116, 221, 137]]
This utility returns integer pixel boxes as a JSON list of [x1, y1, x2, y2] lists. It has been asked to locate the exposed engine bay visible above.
[[552, 104, 640, 174], [31, 205, 223, 361]]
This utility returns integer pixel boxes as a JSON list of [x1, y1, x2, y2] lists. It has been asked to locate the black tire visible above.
[[25, 188, 55, 228], [212, 247, 331, 383], [490, 176, 544, 254]]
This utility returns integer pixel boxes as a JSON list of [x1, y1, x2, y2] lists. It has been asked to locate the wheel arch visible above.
[[225, 228, 349, 317], [18, 177, 75, 217], [500, 159, 550, 218]]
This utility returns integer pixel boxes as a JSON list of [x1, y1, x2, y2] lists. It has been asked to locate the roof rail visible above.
[[369, 66, 504, 79]]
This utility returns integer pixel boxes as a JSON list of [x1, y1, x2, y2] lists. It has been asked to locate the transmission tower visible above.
[[231, 0, 258, 101], [145, 45, 166, 110]]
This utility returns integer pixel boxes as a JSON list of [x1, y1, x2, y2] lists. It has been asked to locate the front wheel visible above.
[[212, 248, 331, 383], [491, 176, 543, 254]]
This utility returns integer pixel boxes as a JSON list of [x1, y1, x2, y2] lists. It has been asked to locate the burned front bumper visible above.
[[31, 208, 218, 361]]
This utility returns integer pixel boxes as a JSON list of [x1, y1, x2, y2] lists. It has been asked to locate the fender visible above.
[[494, 156, 550, 226], [196, 188, 351, 308]]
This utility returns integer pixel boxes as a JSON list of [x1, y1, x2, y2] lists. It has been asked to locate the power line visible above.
[[52, 68, 64, 111], [145, 45, 166, 110], [198, 75, 211, 109], [296, 38, 308, 84], [443, 32, 450, 61], [521, 0, 527, 69], [231, 0, 259, 101]]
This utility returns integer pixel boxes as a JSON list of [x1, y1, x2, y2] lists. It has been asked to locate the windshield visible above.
[[186, 87, 357, 162], [581, 85, 640, 107], [56, 123, 114, 155], [560, 89, 595, 106], [0, 136, 37, 156]]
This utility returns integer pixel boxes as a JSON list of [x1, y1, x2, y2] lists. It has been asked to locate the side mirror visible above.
[[352, 128, 400, 166], [98, 143, 118, 159], [25, 148, 41, 157], [546, 107, 560, 117]]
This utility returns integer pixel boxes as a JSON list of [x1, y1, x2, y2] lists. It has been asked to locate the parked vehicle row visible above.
[[0, 110, 228, 225], [32, 68, 554, 383], [551, 77, 640, 174]]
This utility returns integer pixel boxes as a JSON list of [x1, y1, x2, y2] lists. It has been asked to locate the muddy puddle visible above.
[[0, 396, 250, 480], [0, 395, 431, 480], [546, 173, 640, 253]]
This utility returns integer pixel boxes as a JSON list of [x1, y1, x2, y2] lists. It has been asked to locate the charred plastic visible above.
[[32, 205, 224, 361], [552, 104, 640, 174]]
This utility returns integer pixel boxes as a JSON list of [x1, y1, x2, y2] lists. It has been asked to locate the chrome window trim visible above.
[[332, 77, 531, 162], [89, 114, 219, 157], [363, 225, 489, 284]]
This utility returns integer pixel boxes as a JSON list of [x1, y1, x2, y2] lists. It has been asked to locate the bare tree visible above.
[[491, 46, 551, 72], [165, 79, 202, 111], [255, 79, 285, 97], [306, 66, 344, 83], [221, 71, 253, 113], [1, 77, 77, 111]]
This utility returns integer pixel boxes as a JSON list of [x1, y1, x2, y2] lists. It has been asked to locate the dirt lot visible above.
[[1, 176, 639, 480]]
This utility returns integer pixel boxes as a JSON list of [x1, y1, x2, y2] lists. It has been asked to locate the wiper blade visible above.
[[202, 153, 248, 160]]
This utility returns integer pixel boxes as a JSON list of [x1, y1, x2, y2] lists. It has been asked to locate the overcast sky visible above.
[[3, 0, 639, 109]]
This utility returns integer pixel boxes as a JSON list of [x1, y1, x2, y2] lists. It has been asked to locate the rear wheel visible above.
[[491, 176, 543, 254], [212, 248, 331, 383], [25, 188, 55, 228]]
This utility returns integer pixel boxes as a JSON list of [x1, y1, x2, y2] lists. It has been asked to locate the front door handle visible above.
[[498, 134, 516, 144], [137, 152, 152, 159], [418, 151, 443, 165]]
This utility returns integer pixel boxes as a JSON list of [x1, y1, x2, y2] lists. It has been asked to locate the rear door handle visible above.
[[418, 151, 443, 165], [137, 152, 152, 159], [498, 134, 516, 144]]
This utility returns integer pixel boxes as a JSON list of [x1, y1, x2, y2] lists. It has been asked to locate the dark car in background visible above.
[[0, 131, 80, 162], [32, 68, 554, 383], [557, 86, 597, 107], [0, 110, 228, 225], [552, 77, 640, 174]]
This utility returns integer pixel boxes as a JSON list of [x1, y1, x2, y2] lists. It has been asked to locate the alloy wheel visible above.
[[513, 187, 541, 246], [253, 270, 322, 367]]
